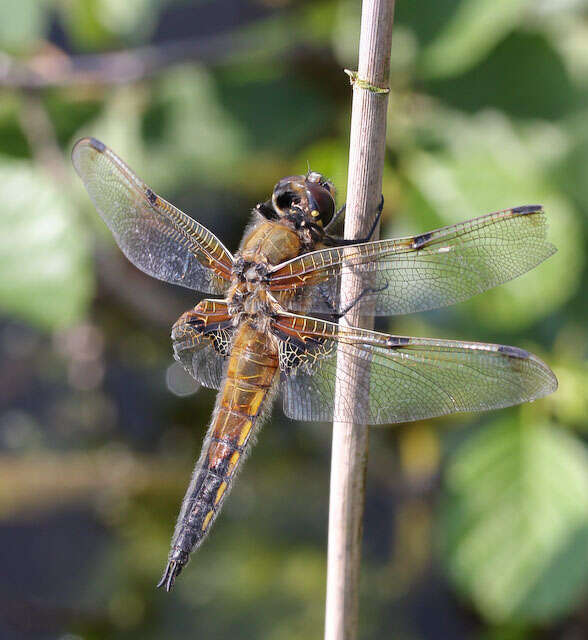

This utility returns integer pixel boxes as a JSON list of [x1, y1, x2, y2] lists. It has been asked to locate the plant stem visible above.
[[324, 2, 396, 639]]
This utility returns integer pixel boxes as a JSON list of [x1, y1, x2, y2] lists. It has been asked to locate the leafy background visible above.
[[0, 0, 587, 638]]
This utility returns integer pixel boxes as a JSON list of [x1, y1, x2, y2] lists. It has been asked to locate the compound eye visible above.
[[306, 181, 335, 226], [275, 189, 300, 211], [272, 176, 305, 214]]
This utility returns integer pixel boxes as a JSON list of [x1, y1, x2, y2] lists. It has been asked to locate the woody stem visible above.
[[324, 2, 396, 639]]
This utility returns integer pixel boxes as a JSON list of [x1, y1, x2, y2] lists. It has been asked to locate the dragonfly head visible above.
[[272, 172, 336, 228]]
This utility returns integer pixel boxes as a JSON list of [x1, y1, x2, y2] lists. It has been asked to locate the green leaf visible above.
[[0, 159, 93, 330], [0, 95, 30, 158], [420, 0, 529, 79], [440, 417, 588, 624], [213, 67, 335, 155], [402, 111, 583, 330], [94, 0, 159, 43], [424, 31, 578, 120], [395, 0, 462, 49], [150, 66, 249, 185], [59, 0, 116, 50], [0, 0, 48, 51]]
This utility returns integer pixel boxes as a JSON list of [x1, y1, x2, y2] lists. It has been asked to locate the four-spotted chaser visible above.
[[72, 137, 557, 591]]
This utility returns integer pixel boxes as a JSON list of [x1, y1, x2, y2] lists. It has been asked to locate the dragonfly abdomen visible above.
[[159, 321, 279, 591]]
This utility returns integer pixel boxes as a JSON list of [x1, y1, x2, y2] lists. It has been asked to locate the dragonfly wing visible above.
[[171, 301, 233, 390], [268, 207, 556, 316], [272, 314, 557, 424], [72, 137, 234, 294]]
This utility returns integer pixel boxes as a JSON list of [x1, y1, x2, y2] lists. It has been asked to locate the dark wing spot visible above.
[[412, 232, 433, 249], [208, 327, 234, 356], [89, 137, 106, 153], [511, 205, 542, 215], [387, 336, 411, 348], [145, 188, 157, 205], [497, 344, 530, 359], [186, 317, 205, 331]]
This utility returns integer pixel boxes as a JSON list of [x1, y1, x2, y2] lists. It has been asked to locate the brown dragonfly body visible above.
[[73, 137, 558, 592], [166, 222, 307, 582]]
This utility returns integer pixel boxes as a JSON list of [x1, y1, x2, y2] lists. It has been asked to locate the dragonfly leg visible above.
[[324, 203, 346, 232], [324, 195, 384, 246], [318, 281, 389, 318], [253, 200, 278, 221], [353, 194, 384, 242], [316, 284, 339, 315]]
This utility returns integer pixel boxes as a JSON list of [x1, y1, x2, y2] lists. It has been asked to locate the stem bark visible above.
[[324, 2, 396, 639]]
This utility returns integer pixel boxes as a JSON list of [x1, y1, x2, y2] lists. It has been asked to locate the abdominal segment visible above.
[[160, 322, 278, 590]]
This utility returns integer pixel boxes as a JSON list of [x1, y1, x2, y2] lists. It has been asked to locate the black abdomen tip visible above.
[[89, 137, 106, 153], [157, 560, 184, 592]]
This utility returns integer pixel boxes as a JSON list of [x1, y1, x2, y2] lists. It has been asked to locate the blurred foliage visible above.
[[0, 0, 587, 639], [440, 416, 588, 624], [0, 159, 93, 329]]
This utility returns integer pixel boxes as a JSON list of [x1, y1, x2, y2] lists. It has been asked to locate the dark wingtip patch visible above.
[[89, 137, 106, 153], [387, 336, 411, 348], [498, 344, 530, 359], [412, 232, 433, 249], [512, 205, 542, 215], [145, 188, 157, 205]]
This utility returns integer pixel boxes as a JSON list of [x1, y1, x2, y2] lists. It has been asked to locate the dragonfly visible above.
[[72, 137, 557, 592]]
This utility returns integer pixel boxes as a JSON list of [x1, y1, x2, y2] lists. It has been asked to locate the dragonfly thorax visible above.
[[227, 221, 304, 319], [231, 255, 270, 285], [227, 276, 276, 321]]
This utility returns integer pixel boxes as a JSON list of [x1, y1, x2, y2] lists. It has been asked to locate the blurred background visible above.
[[0, 0, 587, 638]]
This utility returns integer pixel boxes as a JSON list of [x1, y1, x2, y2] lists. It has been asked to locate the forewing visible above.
[[273, 314, 557, 424], [72, 137, 233, 294], [268, 207, 555, 316]]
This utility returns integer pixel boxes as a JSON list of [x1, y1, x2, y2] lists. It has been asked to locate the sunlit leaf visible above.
[[554, 110, 588, 213], [549, 13, 588, 87], [213, 66, 336, 156], [425, 31, 578, 120], [402, 111, 583, 330], [0, 95, 30, 158], [420, 0, 529, 79], [64, 0, 158, 47], [150, 66, 249, 185], [550, 360, 588, 431], [331, 0, 361, 67], [59, 0, 116, 50], [96, 0, 159, 42], [0, 159, 93, 329], [440, 417, 588, 624], [548, 327, 588, 431], [0, 0, 48, 51]]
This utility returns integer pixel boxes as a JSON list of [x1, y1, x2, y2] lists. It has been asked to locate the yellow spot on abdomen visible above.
[[246, 389, 266, 415], [227, 451, 240, 475], [202, 510, 214, 531], [215, 481, 228, 505], [237, 421, 253, 446]]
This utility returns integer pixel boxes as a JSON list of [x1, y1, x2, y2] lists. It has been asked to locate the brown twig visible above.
[[324, 2, 396, 639], [0, 28, 297, 89], [17, 92, 68, 183]]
